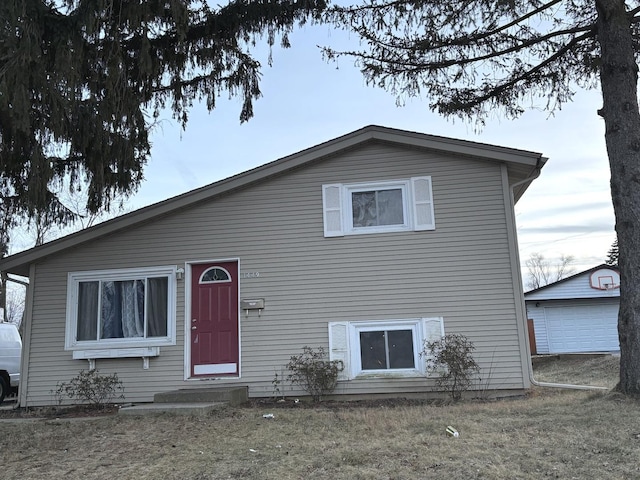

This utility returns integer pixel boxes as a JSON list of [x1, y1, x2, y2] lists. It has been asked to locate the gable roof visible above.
[[524, 263, 619, 298], [0, 125, 546, 277]]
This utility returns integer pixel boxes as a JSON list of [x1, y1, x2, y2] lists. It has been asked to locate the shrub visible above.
[[286, 346, 343, 402], [54, 370, 125, 408], [271, 367, 286, 401], [422, 334, 479, 402]]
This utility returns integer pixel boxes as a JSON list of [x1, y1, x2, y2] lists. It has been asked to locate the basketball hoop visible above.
[[591, 269, 620, 291]]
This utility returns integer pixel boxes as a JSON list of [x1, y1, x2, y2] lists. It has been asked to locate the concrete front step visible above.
[[119, 402, 227, 417], [117, 386, 248, 416], [153, 386, 248, 406]]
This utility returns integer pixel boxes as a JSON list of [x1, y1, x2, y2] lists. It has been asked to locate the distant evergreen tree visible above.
[[606, 239, 619, 267]]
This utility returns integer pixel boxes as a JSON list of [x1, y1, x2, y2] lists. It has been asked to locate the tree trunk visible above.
[[595, 0, 640, 394]]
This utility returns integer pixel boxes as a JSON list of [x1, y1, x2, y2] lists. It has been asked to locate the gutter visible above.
[[3, 273, 29, 287], [510, 161, 609, 392]]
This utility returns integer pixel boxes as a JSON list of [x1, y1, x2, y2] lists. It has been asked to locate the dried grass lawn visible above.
[[2, 355, 639, 480]]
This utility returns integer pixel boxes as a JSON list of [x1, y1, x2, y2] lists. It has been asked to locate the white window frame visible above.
[[65, 266, 178, 353], [329, 317, 444, 380], [322, 177, 435, 237]]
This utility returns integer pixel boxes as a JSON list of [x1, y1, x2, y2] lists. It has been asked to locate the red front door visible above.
[[190, 261, 239, 377]]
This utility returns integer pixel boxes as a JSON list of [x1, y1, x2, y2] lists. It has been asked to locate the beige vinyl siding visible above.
[[23, 141, 526, 405]]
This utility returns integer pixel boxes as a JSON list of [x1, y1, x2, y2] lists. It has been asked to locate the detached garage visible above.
[[525, 265, 620, 354]]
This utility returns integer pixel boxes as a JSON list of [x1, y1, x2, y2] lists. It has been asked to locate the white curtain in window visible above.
[[101, 280, 145, 339]]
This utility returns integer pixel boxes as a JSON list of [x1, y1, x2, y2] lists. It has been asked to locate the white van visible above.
[[0, 323, 22, 403]]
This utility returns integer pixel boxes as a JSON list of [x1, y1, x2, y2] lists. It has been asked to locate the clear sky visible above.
[[132, 25, 615, 277]]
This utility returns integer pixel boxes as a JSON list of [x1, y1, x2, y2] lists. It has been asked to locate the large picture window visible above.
[[66, 266, 177, 351], [322, 177, 435, 237]]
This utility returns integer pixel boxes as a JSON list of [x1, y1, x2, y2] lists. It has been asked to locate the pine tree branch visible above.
[[339, 23, 595, 73], [442, 29, 594, 112], [334, 0, 567, 50]]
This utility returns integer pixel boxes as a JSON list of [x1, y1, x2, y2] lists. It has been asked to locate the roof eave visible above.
[[0, 125, 544, 276]]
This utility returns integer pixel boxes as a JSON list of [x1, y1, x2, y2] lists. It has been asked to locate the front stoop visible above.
[[154, 386, 248, 406], [119, 402, 227, 416], [118, 386, 248, 416]]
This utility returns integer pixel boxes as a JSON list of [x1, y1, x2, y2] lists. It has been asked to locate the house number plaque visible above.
[[240, 272, 260, 279]]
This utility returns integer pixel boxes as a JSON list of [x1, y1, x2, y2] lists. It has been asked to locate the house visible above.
[[525, 265, 620, 354], [0, 125, 546, 406]]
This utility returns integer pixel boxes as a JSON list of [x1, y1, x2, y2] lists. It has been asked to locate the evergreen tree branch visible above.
[[343, 23, 594, 71], [0, 0, 327, 249], [333, 0, 568, 49], [437, 29, 594, 114]]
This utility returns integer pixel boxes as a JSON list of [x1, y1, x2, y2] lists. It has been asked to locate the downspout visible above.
[[1, 272, 31, 408], [1, 272, 5, 324], [508, 161, 608, 392]]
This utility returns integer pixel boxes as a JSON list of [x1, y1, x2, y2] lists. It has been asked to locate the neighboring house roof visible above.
[[0, 124, 546, 277], [524, 263, 620, 301]]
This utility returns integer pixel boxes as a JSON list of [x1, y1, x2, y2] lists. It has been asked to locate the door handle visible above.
[[191, 326, 197, 330]]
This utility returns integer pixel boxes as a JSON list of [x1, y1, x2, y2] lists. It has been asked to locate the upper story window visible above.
[[65, 266, 177, 351], [351, 186, 405, 228], [322, 177, 435, 237]]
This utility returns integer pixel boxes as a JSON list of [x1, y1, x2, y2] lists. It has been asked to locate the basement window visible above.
[[328, 317, 444, 380]]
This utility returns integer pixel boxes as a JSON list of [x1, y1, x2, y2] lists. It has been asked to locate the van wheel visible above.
[[0, 377, 6, 404]]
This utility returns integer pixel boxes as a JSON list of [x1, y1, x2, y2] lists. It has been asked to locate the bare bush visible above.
[[54, 370, 124, 408], [286, 346, 343, 402], [422, 334, 480, 402]]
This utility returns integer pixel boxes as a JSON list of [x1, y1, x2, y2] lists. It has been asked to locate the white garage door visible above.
[[545, 304, 620, 353]]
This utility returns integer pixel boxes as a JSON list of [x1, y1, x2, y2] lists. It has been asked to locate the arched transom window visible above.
[[200, 267, 231, 283]]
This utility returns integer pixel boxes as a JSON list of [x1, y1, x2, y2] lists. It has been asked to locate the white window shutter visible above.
[[422, 317, 445, 376], [328, 322, 350, 380], [322, 184, 344, 237], [423, 317, 444, 343], [411, 176, 435, 231]]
